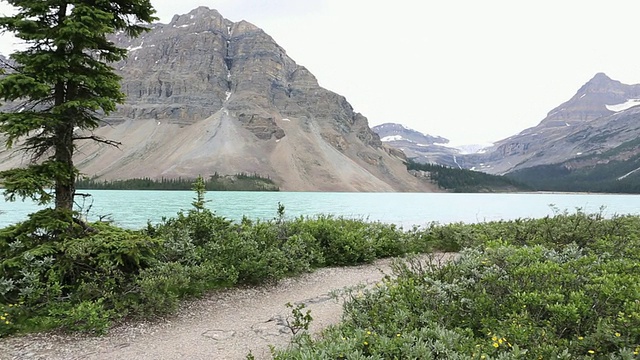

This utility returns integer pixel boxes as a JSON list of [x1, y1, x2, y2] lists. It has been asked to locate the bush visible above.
[[274, 238, 640, 359], [0, 211, 160, 335], [2, 192, 440, 336], [288, 216, 379, 266], [12, 195, 636, 344], [134, 261, 237, 316]]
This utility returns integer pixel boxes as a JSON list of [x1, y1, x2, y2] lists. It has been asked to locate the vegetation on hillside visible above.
[[507, 138, 640, 193], [407, 160, 529, 192], [76, 173, 279, 191]]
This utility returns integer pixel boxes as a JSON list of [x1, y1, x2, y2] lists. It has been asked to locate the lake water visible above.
[[1, 191, 639, 229]]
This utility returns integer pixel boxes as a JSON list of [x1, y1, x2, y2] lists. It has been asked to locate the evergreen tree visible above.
[[0, 0, 156, 211], [191, 175, 208, 211]]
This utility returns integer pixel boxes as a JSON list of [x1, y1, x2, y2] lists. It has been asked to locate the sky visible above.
[[1, 1, 640, 145]]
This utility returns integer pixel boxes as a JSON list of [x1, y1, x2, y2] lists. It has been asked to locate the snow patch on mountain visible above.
[[445, 143, 494, 155], [617, 165, 640, 180], [606, 99, 640, 112], [381, 135, 408, 142]]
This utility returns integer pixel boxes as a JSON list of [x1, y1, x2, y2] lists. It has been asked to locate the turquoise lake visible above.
[[1, 191, 639, 229]]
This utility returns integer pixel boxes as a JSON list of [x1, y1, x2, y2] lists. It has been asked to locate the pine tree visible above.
[[191, 175, 208, 212], [0, 0, 156, 211]]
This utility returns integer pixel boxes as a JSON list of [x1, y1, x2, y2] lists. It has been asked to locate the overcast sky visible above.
[[1, 1, 640, 145]]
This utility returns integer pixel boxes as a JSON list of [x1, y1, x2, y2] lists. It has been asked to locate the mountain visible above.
[[371, 123, 463, 168], [371, 123, 492, 168], [372, 123, 449, 145], [465, 73, 640, 175], [506, 137, 640, 193], [0, 7, 438, 193]]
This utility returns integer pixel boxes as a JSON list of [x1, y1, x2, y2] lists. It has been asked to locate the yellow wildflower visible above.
[[614, 332, 621, 337], [492, 343, 499, 348], [588, 350, 595, 354]]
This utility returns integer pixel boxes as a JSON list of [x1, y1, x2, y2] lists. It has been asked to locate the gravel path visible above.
[[0, 253, 456, 360]]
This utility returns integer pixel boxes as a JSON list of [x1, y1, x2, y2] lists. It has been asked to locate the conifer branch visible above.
[[72, 135, 122, 148]]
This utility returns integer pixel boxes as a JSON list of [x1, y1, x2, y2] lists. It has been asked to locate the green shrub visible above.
[[0, 211, 160, 335], [289, 216, 377, 266], [0, 301, 23, 337], [134, 261, 237, 316], [7, 199, 638, 344], [48, 298, 113, 335], [274, 239, 640, 359]]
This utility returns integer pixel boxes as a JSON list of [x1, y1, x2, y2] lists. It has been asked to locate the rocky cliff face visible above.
[[0, 7, 437, 192], [465, 73, 640, 174]]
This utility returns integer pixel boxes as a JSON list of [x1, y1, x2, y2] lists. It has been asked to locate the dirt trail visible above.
[[0, 253, 456, 360]]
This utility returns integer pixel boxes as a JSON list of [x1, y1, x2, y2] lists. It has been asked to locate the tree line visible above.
[[76, 173, 279, 191], [406, 160, 529, 192]]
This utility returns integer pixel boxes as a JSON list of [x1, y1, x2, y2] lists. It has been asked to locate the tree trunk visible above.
[[54, 123, 75, 211], [53, 3, 74, 212]]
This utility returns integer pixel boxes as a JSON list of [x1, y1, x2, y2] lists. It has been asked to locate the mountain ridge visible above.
[[0, 7, 438, 193], [462, 73, 640, 175]]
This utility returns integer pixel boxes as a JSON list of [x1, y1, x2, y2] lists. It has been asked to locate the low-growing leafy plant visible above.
[[284, 302, 313, 336]]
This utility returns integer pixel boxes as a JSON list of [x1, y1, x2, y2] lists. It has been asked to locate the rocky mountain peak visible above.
[[169, 6, 223, 24], [587, 72, 616, 84], [372, 123, 463, 167], [372, 123, 449, 145], [463, 73, 640, 175], [0, 7, 437, 192], [539, 73, 640, 125], [577, 72, 623, 95]]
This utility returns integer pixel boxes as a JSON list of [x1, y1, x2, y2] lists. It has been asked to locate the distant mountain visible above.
[[464, 73, 640, 175], [371, 123, 490, 168], [0, 7, 438, 193], [506, 137, 640, 193], [372, 123, 449, 145]]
